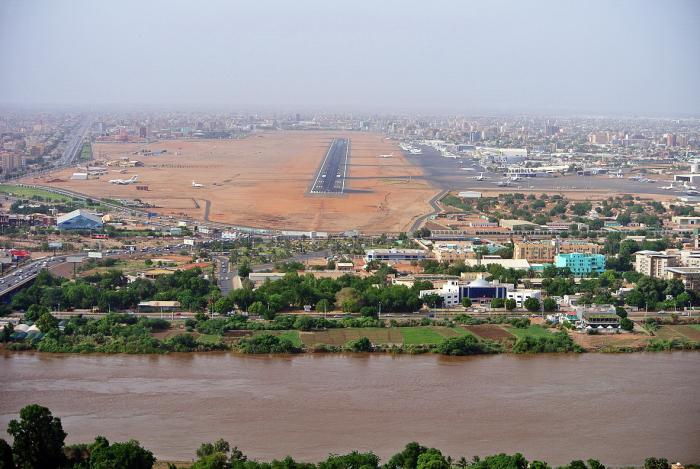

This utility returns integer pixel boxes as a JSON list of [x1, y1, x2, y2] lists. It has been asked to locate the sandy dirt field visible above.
[[27, 131, 435, 233], [570, 331, 651, 351]]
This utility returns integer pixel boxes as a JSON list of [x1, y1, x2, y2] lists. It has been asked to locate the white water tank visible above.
[[692, 163, 700, 173]]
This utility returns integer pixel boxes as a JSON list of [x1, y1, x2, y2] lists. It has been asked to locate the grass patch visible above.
[[400, 327, 447, 345], [507, 325, 552, 339], [441, 194, 472, 212], [0, 184, 73, 202], [197, 334, 223, 345]]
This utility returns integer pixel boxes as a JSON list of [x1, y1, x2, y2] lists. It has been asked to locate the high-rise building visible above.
[[666, 133, 677, 147], [139, 126, 147, 138]]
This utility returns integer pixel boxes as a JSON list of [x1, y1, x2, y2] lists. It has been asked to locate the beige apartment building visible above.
[[513, 240, 601, 263], [634, 250, 680, 278]]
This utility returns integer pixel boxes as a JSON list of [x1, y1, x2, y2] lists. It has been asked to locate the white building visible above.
[[364, 248, 427, 263], [506, 289, 542, 307]]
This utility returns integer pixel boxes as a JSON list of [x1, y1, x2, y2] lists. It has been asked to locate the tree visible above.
[[490, 298, 505, 309], [316, 298, 332, 313], [319, 451, 379, 469], [347, 336, 372, 352], [644, 458, 670, 469], [620, 317, 634, 331], [505, 298, 517, 311], [196, 439, 230, 458], [0, 439, 13, 469], [435, 335, 500, 356], [523, 297, 541, 313], [461, 298, 472, 308], [24, 304, 48, 322], [422, 293, 443, 308], [7, 404, 67, 469], [335, 287, 362, 313], [471, 453, 529, 469], [237, 262, 251, 279], [384, 442, 427, 469], [36, 312, 59, 333], [248, 301, 266, 316], [542, 298, 557, 312], [416, 448, 450, 469], [1, 324, 13, 343], [89, 438, 155, 469]]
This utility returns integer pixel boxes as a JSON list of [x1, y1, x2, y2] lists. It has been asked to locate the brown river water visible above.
[[1, 352, 698, 465]]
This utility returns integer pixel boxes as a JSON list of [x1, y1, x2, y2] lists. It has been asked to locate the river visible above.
[[1, 352, 698, 465]]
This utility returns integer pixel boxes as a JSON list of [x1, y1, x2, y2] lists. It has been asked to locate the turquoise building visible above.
[[554, 253, 605, 276]]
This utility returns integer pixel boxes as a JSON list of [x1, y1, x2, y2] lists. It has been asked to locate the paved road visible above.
[[409, 189, 449, 233], [216, 256, 234, 294], [309, 138, 349, 194], [0, 256, 68, 296]]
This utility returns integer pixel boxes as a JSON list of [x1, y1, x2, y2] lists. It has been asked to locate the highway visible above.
[[0, 243, 189, 298], [309, 138, 349, 194], [0, 256, 68, 297]]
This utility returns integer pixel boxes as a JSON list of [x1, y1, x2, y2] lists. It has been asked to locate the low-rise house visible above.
[[580, 312, 620, 331]]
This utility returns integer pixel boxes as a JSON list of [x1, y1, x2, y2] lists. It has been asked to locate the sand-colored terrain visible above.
[[29, 131, 436, 233]]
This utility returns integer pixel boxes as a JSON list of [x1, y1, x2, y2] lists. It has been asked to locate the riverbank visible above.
[[1, 352, 698, 465]]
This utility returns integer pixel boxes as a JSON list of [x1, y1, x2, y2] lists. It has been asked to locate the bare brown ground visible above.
[[28, 132, 435, 233], [463, 324, 515, 341], [570, 332, 650, 351]]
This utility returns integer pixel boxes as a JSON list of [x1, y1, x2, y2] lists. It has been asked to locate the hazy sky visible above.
[[1, 0, 698, 115]]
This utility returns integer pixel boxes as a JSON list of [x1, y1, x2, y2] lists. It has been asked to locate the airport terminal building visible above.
[[56, 209, 103, 231]]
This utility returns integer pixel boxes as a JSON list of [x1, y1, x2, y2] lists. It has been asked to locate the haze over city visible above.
[[1, 0, 699, 115]]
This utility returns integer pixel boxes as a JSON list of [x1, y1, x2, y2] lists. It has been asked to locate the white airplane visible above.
[[380, 154, 393, 158], [510, 174, 522, 181], [683, 181, 697, 190], [473, 172, 488, 181], [496, 180, 512, 187], [659, 184, 674, 190], [192, 181, 205, 188], [109, 175, 138, 185]]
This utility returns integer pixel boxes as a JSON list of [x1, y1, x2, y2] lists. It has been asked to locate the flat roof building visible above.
[[364, 249, 427, 264]]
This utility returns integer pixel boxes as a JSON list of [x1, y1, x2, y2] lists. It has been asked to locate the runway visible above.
[[309, 138, 349, 195]]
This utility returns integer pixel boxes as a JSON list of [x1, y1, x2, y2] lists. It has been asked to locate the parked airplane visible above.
[[510, 174, 522, 181], [496, 180, 512, 187], [109, 175, 138, 185], [379, 154, 393, 158], [192, 180, 205, 188], [473, 172, 488, 181], [659, 184, 674, 190]]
